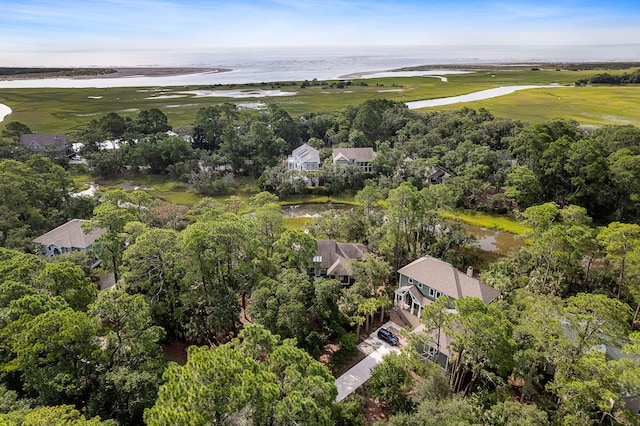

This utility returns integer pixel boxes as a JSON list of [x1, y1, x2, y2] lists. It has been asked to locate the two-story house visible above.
[[394, 256, 500, 367], [332, 147, 375, 173], [288, 143, 320, 172], [394, 256, 500, 319]]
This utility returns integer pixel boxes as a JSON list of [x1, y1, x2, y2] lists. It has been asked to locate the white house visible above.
[[287, 143, 320, 172]]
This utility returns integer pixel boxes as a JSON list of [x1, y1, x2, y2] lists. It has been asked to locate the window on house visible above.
[[417, 282, 423, 289], [408, 278, 413, 284], [429, 288, 435, 297]]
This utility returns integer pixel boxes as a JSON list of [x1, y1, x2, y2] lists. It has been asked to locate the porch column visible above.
[[417, 304, 422, 318]]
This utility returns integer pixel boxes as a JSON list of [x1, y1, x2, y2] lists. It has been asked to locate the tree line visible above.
[[576, 69, 640, 85]]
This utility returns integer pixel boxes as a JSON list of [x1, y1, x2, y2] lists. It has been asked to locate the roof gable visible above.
[[290, 143, 320, 164], [398, 256, 500, 304], [19, 133, 70, 151], [33, 219, 105, 249], [314, 240, 367, 276], [332, 147, 376, 163]]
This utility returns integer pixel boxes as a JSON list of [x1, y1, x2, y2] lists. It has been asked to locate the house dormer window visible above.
[[408, 278, 413, 284]]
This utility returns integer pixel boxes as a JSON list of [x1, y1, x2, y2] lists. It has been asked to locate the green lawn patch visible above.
[[441, 210, 531, 235]]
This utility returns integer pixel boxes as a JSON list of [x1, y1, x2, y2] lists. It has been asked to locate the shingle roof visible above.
[[19, 134, 70, 151], [314, 240, 367, 276], [33, 219, 105, 249], [332, 147, 376, 163], [290, 143, 320, 164], [398, 256, 500, 304]]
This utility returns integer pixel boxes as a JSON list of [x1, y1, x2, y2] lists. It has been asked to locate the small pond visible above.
[[281, 203, 351, 219], [458, 223, 525, 254], [283, 203, 524, 255]]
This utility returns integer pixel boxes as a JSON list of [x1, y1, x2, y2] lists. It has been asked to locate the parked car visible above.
[[377, 328, 399, 346]]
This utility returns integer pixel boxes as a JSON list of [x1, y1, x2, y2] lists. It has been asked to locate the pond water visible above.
[[283, 203, 524, 255], [458, 223, 524, 254], [281, 203, 351, 219]]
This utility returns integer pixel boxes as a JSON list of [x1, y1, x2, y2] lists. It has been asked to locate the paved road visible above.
[[335, 321, 402, 402]]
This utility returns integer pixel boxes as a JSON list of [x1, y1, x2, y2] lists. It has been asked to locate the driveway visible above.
[[335, 321, 402, 402]]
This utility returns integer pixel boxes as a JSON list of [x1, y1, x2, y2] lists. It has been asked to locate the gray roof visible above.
[[398, 256, 500, 304], [290, 143, 320, 164], [314, 240, 367, 277], [33, 219, 105, 249], [19, 134, 70, 151], [332, 147, 376, 163]]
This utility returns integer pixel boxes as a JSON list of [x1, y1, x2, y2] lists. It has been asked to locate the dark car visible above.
[[377, 328, 399, 346]]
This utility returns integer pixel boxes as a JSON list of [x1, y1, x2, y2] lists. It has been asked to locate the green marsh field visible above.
[[1, 66, 640, 133]]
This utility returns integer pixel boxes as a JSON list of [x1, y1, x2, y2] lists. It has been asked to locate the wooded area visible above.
[[1, 99, 640, 425]]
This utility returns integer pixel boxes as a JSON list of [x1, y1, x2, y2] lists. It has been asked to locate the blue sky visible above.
[[1, 0, 639, 66]]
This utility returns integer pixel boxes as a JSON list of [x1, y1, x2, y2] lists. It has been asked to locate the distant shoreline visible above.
[[0, 67, 232, 81], [2, 61, 636, 83]]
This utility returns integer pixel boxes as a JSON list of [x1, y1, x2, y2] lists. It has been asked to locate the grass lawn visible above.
[[2, 67, 640, 134], [441, 210, 531, 235]]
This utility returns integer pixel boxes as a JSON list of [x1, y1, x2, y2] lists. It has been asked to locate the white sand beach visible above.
[[0, 103, 11, 122], [406, 85, 565, 109]]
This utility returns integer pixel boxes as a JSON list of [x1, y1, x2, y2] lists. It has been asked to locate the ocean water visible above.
[[0, 44, 638, 88]]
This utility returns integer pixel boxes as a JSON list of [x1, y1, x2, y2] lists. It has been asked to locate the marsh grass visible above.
[[283, 217, 315, 230], [279, 194, 358, 206], [2, 68, 639, 133], [434, 86, 640, 126], [441, 210, 531, 235]]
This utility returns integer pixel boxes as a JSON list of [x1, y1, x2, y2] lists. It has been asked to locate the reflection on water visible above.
[[281, 203, 350, 219], [459, 223, 525, 254]]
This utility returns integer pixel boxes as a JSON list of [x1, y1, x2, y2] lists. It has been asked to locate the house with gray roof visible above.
[[395, 256, 500, 368], [287, 143, 321, 186], [19, 133, 74, 158], [394, 256, 500, 318], [33, 219, 105, 259], [310, 240, 367, 285], [288, 143, 320, 172], [332, 147, 375, 173]]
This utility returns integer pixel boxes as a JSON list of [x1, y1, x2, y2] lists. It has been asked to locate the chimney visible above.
[[467, 266, 473, 277]]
